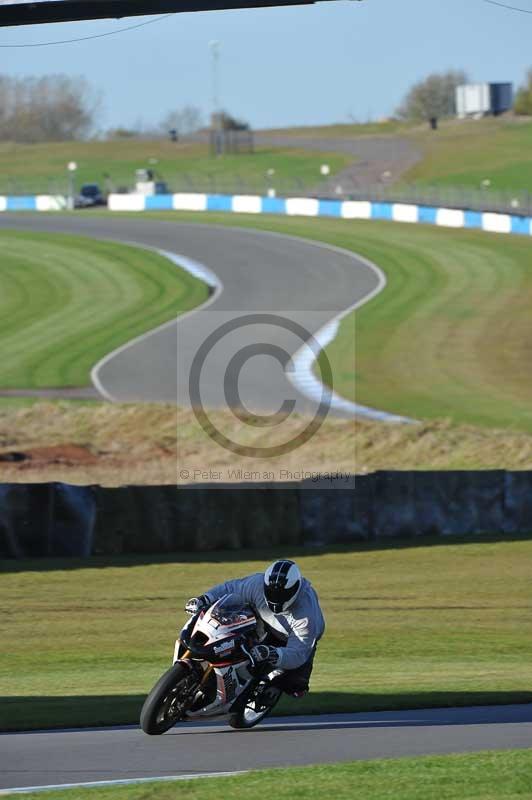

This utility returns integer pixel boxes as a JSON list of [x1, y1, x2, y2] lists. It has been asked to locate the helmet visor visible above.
[[264, 580, 300, 613]]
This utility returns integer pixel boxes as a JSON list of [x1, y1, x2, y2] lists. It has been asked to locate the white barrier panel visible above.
[[342, 201, 372, 219], [0, 196, 6, 212], [36, 195, 66, 212], [232, 195, 262, 214], [436, 208, 465, 228], [393, 204, 419, 224], [285, 198, 319, 217], [173, 193, 207, 212], [108, 194, 145, 212], [482, 212, 512, 234]]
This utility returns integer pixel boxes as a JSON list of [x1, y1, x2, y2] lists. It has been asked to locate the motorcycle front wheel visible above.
[[140, 663, 198, 735]]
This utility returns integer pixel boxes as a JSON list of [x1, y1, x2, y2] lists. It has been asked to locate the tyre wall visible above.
[[1, 472, 531, 558]]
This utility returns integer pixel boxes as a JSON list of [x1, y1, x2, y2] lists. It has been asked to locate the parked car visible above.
[[75, 184, 106, 208]]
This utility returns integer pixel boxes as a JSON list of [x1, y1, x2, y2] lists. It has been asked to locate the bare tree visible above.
[[159, 105, 204, 137], [396, 70, 468, 122], [0, 74, 99, 143]]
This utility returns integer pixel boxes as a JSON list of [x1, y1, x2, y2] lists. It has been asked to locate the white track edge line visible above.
[[90, 244, 223, 402], [0, 771, 247, 795]]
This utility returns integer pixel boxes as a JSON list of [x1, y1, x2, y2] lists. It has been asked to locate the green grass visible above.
[[260, 120, 412, 138], [101, 210, 532, 433], [403, 118, 532, 192], [16, 751, 532, 800], [5, 117, 532, 195], [0, 229, 208, 388], [0, 140, 350, 195], [268, 116, 532, 193], [1, 538, 531, 731]]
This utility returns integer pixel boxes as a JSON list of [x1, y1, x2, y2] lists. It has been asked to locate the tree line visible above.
[[3, 68, 532, 144], [0, 74, 98, 142], [0, 74, 211, 143]]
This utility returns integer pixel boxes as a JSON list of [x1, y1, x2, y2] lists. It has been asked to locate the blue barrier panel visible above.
[[418, 206, 438, 225], [371, 203, 393, 220], [261, 196, 287, 215], [6, 196, 37, 211], [318, 200, 343, 217], [511, 216, 531, 235], [145, 194, 173, 210], [464, 211, 483, 229], [207, 194, 233, 212]]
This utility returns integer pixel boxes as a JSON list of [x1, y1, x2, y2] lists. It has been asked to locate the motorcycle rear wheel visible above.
[[140, 663, 197, 735], [229, 681, 282, 730]]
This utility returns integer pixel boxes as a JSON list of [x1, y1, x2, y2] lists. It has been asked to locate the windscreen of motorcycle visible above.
[[209, 594, 256, 628]]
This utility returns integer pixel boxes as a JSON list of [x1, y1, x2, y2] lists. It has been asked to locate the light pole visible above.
[[209, 40, 222, 156], [67, 161, 77, 210]]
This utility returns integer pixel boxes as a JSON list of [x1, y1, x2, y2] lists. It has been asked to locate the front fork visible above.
[[174, 640, 214, 690]]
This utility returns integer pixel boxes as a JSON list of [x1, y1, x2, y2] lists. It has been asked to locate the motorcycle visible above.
[[140, 593, 283, 733]]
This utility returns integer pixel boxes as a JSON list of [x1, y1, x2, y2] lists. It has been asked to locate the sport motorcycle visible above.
[[140, 593, 283, 733]]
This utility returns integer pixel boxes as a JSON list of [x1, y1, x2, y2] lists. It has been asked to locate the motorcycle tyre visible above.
[[229, 683, 282, 730], [140, 663, 195, 735]]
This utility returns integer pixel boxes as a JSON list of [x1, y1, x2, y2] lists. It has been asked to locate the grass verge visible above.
[[15, 751, 532, 800], [1, 403, 532, 485], [1, 539, 531, 730], [0, 229, 208, 388], [404, 117, 532, 191], [0, 140, 350, 194], [316, 220, 532, 431]]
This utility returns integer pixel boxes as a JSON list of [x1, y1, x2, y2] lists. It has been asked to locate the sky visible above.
[[0, 0, 531, 131]]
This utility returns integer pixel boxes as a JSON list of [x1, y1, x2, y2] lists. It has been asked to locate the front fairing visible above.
[[171, 598, 259, 718], [178, 596, 259, 665]]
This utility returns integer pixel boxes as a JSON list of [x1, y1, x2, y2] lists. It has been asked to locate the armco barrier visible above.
[[1, 473, 531, 559], [107, 192, 532, 237]]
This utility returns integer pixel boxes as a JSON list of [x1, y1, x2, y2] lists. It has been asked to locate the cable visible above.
[[0, 12, 174, 48], [483, 0, 532, 14]]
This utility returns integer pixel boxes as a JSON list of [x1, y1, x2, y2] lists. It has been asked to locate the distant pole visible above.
[[209, 40, 222, 156], [67, 161, 77, 210], [209, 40, 220, 116]]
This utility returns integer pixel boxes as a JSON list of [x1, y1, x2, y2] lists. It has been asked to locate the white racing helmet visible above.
[[264, 560, 302, 613]]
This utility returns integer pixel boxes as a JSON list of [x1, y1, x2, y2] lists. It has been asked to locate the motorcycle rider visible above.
[[184, 559, 325, 696]]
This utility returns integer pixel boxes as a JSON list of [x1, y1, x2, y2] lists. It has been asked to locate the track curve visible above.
[[0, 215, 379, 418], [1, 705, 531, 791]]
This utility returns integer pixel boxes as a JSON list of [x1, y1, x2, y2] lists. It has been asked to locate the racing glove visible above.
[[250, 644, 280, 666], [184, 595, 210, 615]]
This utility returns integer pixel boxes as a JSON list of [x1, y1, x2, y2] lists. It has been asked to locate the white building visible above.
[[456, 83, 513, 119]]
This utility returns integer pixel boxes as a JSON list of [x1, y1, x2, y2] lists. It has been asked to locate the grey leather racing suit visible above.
[[204, 572, 325, 671]]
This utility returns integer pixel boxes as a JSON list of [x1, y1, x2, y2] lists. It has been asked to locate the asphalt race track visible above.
[[1, 705, 531, 791], [0, 215, 378, 416]]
